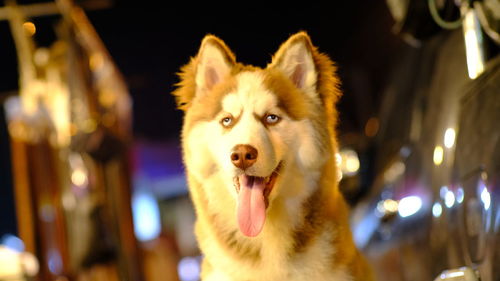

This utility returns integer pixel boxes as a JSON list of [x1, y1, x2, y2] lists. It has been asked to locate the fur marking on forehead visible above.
[[227, 72, 277, 116], [221, 70, 318, 121]]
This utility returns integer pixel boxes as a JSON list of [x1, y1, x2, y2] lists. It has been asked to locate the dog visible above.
[[172, 32, 374, 281]]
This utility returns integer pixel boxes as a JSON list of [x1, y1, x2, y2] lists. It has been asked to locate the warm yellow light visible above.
[[0, 246, 22, 276], [383, 199, 399, 213], [345, 157, 360, 173], [463, 9, 485, 79], [71, 169, 87, 187], [335, 153, 342, 166], [20, 252, 39, 276], [339, 149, 360, 176], [376, 199, 399, 216], [433, 145, 444, 166], [23, 21, 36, 36], [444, 128, 456, 148]]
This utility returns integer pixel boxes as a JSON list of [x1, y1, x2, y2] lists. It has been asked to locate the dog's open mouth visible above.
[[233, 163, 282, 203], [233, 162, 282, 237]]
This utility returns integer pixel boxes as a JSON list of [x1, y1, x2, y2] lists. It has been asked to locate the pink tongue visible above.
[[237, 175, 266, 237]]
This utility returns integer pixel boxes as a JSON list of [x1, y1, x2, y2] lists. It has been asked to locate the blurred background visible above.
[[0, 0, 499, 280]]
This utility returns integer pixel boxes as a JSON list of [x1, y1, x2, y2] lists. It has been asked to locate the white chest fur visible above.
[[200, 222, 351, 281]]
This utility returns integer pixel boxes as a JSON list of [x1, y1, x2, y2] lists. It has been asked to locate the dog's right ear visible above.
[[173, 35, 236, 111]]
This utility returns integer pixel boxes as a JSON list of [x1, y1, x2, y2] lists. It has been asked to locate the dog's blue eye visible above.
[[221, 117, 233, 127], [265, 114, 280, 125]]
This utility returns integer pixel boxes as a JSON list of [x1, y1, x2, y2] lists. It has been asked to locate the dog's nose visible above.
[[231, 144, 258, 170]]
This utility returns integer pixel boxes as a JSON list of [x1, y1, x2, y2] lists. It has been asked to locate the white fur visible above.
[[184, 71, 352, 280], [198, 211, 351, 281], [217, 72, 282, 177]]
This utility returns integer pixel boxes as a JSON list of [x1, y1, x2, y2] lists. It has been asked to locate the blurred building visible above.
[[1, 1, 144, 280], [349, 1, 500, 281]]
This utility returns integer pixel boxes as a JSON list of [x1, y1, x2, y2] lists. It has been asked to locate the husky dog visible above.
[[172, 32, 374, 281]]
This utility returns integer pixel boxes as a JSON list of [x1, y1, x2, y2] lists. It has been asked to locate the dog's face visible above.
[[174, 33, 340, 237]]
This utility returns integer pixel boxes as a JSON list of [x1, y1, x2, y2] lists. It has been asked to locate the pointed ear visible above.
[[195, 35, 235, 95], [269, 32, 318, 93]]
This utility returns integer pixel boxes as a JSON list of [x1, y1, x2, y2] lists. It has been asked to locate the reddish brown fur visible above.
[[172, 35, 236, 111], [172, 32, 374, 281], [268, 32, 342, 130]]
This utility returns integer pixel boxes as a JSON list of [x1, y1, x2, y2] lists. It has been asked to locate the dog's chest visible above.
[[202, 226, 351, 281], [204, 254, 351, 281]]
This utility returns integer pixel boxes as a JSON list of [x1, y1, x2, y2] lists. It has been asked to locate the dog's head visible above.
[[173, 32, 341, 237]]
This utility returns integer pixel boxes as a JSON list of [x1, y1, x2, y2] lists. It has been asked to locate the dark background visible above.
[[0, 0, 404, 235], [0, 0, 404, 138]]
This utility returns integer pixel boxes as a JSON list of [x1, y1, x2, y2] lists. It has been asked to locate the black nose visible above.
[[231, 144, 258, 170]]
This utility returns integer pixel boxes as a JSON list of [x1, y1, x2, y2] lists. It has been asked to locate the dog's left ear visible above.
[[269, 32, 318, 94]]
